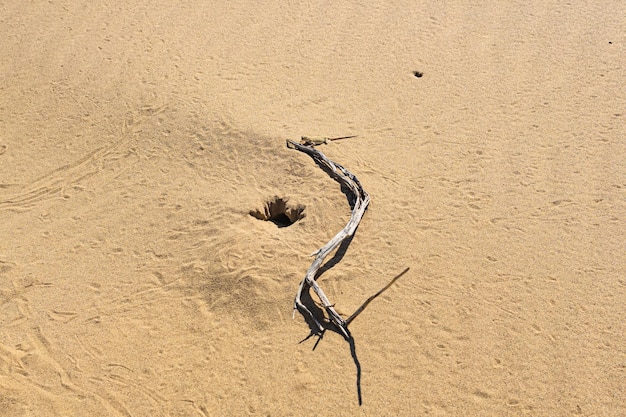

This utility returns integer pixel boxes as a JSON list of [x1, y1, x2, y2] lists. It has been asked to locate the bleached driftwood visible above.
[[286, 139, 370, 339]]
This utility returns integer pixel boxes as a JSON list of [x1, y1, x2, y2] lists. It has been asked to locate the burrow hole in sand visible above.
[[249, 196, 305, 228]]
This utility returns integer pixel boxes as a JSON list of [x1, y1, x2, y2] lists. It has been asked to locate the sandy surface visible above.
[[1, 1, 625, 416]]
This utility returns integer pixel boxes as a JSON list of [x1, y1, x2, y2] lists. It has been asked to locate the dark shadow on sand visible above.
[[298, 267, 410, 406]]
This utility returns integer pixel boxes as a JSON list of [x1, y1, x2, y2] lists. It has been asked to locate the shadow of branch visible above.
[[347, 267, 410, 325], [298, 267, 410, 406], [315, 234, 355, 279]]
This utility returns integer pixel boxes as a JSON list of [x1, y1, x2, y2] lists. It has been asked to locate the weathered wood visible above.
[[299, 135, 357, 146], [286, 139, 370, 339]]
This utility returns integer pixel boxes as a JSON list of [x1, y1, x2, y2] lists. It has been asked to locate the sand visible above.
[[1, 1, 624, 416]]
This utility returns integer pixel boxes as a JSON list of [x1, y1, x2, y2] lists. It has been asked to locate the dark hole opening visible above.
[[249, 196, 305, 228], [270, 213, 294, 228]]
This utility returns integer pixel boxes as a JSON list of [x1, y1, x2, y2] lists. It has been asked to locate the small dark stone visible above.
[[413, 71, 424, 78]]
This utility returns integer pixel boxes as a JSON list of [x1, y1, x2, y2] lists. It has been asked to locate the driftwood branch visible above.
[[286, 139, 370, 339]]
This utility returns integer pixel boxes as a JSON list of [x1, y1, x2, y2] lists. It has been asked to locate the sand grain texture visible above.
[[1, 1, 624, 416]]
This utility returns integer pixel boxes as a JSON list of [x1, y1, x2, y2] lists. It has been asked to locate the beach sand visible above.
[[1, 1, 624, 415]]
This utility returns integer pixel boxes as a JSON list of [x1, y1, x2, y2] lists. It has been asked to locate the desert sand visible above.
[[1, 1, 624, 416]]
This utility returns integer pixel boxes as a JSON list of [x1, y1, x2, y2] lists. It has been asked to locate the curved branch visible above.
[[287, 139, 370, 338]]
